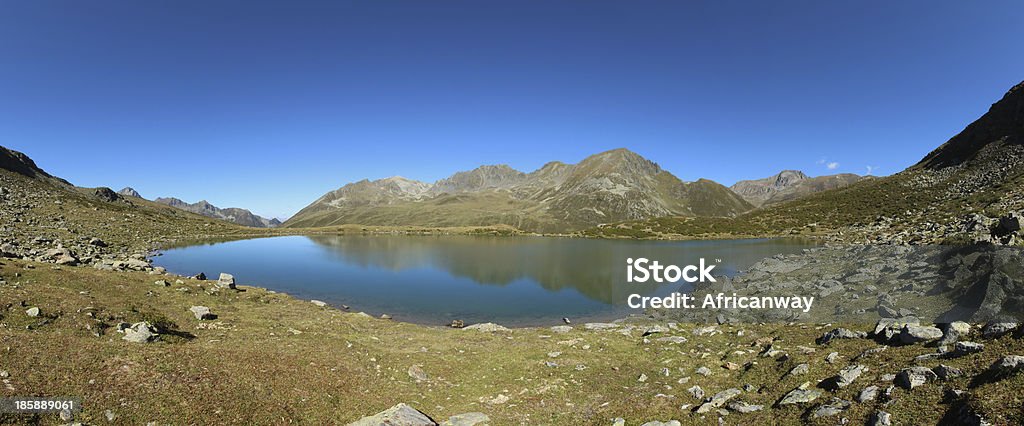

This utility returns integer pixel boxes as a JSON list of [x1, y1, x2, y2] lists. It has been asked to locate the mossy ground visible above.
[[1, 260, 1022, 425]]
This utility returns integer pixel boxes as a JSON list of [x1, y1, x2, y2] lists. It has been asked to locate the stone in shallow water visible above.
[[348, 403, 436, 426]]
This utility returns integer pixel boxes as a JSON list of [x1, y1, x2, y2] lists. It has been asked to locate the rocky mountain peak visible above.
[[118, 187, 143, 198], [432, 164, 527, 194], [574, 148, 662, 177], [915, 80, 1024, 169], [773, 170, 809, 187]]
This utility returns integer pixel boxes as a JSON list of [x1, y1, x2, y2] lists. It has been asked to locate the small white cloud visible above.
[[865, 165, 876, 175], [816, 157, 826, 165], [826, 162, 839, 170]]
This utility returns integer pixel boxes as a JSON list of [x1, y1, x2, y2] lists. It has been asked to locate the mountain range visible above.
[[283, 148, 758, 232], [730, 170, 866, 207], [113, 186, 280, 228]]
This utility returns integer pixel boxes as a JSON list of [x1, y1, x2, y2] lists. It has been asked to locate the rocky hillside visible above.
[[0, 146, 254, 270], [284, 148, 754, 232], [154, 197, 280, 228], [730, 170, 865, 207], [586, 80, 1024, 244]]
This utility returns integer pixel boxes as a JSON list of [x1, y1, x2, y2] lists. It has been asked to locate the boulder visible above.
[[950, 341, 985, 358], [726, 401, 763, 413], [122, 322, 158, 343], [870, 411, 893, 426], [310, 300, 328, 307], [777, 382, 822, 406], [348, 403, 436, 426], [857, 385, 879, 403], [25, 307, 40, 317], [898, 325, 943, 344], [932, 364, 963, 380], [987, 355, 1024, 378], [982, 322, 1018, 339], [550, 325, 572, 333], [896, 366, 937, 390], [694, 388, 740, 413], [216, 273, 236, 290], [189, 306, 216, 320], [828, 364, 866, 389], [817, 328, 867, 344], [787, 363, 809, 377], [811, 398, 851, 418]]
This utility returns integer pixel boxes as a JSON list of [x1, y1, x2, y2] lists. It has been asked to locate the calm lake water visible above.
[[154, 235, 813, 326]]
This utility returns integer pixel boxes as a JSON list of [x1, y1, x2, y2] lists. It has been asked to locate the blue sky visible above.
[[2, 1, 1022, 219]]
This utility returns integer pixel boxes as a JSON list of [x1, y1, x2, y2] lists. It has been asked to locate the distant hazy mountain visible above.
[[730, 170, 864, 207], [118, 187, 142, 198], [153, 197, 280, 228], [284, 148, 753, 232]]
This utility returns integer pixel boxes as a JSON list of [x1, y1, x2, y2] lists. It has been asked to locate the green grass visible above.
[[1, 260, 1022, 425]]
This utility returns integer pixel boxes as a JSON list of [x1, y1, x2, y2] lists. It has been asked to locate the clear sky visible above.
[[2, 1, 1022, 219]]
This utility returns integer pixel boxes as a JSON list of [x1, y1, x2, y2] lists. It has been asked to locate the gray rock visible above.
[[686, 385, 704, 400], [655, 336, 688, 344], [310, 300, 328, 307], [899, 325, 943, 344], [462, 323, 509, 332], [88, 237, 106, 247], [787, 363, 809, 376], [777, 383, 822, 406], [870, 411, 892, 426], [857, 385, 879, 403], [440, 412, 489, 426], [817, 328, 867, 344], [154, 280, 170, 287], [811, 398, 850, 418], [695, 388, 740, 413], [982, 322, 1018, 339], [933, 364, 963, 380], [408, 365, 428, 382], [695, 366, 712, 376], [611, 419, 625, 426], [950, 341, 985, 357], [25, 307, 40, 317], [896, 366, 937, 390], [825, 352, 840, 364], [939, 321, 972, 345], [122, 322, 158, 343], [348, 403, 436, 426], [988, 355, 1024, 377], [189, 306, 216, 320], [550, 325, 573, 333], [726, 401, 763, 413], [216, 273, 236, 290], [830, 364, 866, 389]]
